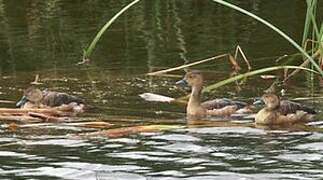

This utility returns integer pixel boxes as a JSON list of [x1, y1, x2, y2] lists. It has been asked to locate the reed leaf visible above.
[[309, 1, 320, 40], [203, 66, 319, 93], [83, 0, 141, 60], [303, 0, 317, 45], [211, 0, 323, 77], [319, 25, 323, 56]]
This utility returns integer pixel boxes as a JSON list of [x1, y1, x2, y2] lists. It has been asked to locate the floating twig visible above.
[[28, 112, 67, 122], [83, 125, 183, 138], [30, 74, 43, 85], [2, 121, 113, 129], [0, 115, 42, 123]]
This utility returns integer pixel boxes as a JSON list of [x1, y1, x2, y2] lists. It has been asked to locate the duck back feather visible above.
[[201, 98, 247, 110], [279, 100, 316, 115], [42, 91, 84, 107]]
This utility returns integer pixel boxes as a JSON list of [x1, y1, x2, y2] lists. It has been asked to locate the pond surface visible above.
[[0, 0, 323, 179]]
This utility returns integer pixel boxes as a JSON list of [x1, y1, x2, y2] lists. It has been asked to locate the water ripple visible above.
[[151, 134, 201, 142], [187, 127, 266, 135]]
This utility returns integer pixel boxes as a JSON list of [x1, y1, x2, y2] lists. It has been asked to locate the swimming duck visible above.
[[16, 86, 85, 109], [255, 93, 314, 125], [176, 71, 250, 116], [253, 96, 316, 115]]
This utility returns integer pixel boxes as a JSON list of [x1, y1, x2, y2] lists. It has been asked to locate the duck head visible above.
[[16, 87, 43, 107], [176, 71, 204, 88], [261, 93, 280, 110]]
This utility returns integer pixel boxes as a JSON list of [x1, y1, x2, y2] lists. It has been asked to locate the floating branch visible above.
[[146, 54, 228, 76], [147, 45, 251, 76], [0, 108, 74, 117], [0, 115, 42, 123], [83, 125, 183, 138], [28, 112, 67, 122], [2, 121, 113, 129]]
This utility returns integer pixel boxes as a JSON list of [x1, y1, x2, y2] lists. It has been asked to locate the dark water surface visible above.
[[0, 0, 322, 179]]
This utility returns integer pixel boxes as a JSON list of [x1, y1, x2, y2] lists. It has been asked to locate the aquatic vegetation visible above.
[[144, 0, 322, 94], [82, 0, 141, 61], [211, 0, 323, 77], [203, 66, 319, 93], [285, 0, 323, 81]]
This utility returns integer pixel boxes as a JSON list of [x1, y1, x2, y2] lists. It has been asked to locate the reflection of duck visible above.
[[176, 71, 251, 116], [255, 93, 314, 125], [16, 87, 85, 109]]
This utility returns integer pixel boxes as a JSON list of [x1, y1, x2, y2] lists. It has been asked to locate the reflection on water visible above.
[[0, 0, 322, 179]]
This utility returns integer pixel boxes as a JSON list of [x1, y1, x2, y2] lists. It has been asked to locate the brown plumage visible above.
[[254, 97, 316, 115], [176, 71, 250, 116], [279, 100, 316, 115], [16, 87, 85, 109], [258, 81, 316, 115], [255, 93, 314, 125]]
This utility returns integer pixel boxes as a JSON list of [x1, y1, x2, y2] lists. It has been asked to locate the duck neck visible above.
[[264, 105, 279, 112], [188, 85, 203, 108]]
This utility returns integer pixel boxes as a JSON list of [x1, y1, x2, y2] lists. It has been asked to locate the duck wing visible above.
[[279, 100, 316, 115], [42, 91, 85, 107], [201, 98, 247, 110]]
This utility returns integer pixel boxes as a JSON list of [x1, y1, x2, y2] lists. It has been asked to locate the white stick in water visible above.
[[139, 93, 175, 103]]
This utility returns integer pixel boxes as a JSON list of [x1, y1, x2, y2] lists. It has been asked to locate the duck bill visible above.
[[176, 79, 189, 87], [16, 96, 28, 107], [253, 98, 265, 105]]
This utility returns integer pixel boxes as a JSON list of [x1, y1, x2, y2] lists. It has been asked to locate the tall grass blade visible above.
[[319, 25, 323, 56], [211, 0, 323, 76], [203, 66, 319, 92], [302, 0, 315, 45], [83, 0, 141, 60]]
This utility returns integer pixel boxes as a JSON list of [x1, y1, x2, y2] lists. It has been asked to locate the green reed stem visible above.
[[211, 0, 323, 77], [83, 0, 141, 60], [203, 66, 319, 92]]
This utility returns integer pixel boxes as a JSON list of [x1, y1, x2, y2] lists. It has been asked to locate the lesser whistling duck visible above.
[[254, 97, 316, 115], [255, 93, 314, 125], [16, 86, 85, 109], [176, 70, 251, 116], [253, 80, 316, 115]]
